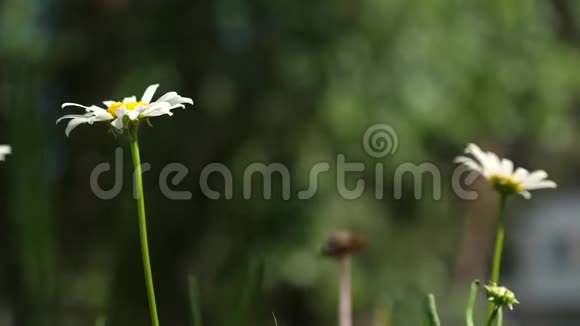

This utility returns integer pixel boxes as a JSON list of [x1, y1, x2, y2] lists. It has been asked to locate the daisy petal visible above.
[[512, 167, 529, 182], [155, 92, 194, 107], [523, 170, 548, 184], [93, 111, 114, 121], [169, 104, 186, 110], [141, 84, 159, 104], [56, 113, 93, 124], [65, 117, 90, 136], [454, 156, 482, 173], [0, 145, 12, 161], [466, 143, 487, 165], [111, 108, 127, 129], [111, 118, 124, 130], [524, 180, 557, 190], [178, 96, 194, 105], [518, 190, 532, 199], [156, 92, 178, 103], [486, 152, 501, 172], [86, 105, 108, 113], [140, 102, 172, 117], [126, 109, 140, 120], [500, 159, 514, 175], [143, 109, 173, 118], [61, 102, 92, 111]]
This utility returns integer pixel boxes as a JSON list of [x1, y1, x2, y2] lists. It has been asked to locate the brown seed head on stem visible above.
[[321, 230, 368, 258]]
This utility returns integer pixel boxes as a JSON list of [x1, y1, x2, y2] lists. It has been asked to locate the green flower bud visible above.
[[484, 283, 519, 310]]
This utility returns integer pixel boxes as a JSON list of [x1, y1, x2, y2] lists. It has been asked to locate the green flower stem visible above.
[[129, 126, 160, 326], [486, 307, 500, 326], [465, 280, 480, 326], [490, 194, 508, 284], [188, 275, 203, 326], [422, 294, 441, 326], [488, 193, 508, 319]]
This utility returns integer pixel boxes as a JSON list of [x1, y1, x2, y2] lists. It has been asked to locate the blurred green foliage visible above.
[[1, 0, 580, 325]]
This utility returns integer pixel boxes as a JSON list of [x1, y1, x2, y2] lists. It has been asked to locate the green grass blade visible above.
[[423, 294, 442, 326], [188, 275, 203, 326], [465, 280, 480, 326]]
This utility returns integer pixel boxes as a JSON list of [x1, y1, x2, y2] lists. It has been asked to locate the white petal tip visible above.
[[519, 191, 532, 199]]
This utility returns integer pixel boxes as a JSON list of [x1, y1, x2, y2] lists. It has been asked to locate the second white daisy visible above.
[[57, 84, 193, 136], [454, 143, 556, 199]]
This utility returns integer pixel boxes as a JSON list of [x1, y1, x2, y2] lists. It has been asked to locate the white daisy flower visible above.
[[0, 145, 11, 161], [57, 84, 193, 136], [454, 143, 557, 199]]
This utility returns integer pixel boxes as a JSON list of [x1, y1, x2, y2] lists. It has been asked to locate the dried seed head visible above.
[[321, 230, 367, 258]]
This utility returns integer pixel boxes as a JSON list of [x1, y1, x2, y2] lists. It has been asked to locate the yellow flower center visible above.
[[488, 174, 523, 194], [106, 101, 147, 117]]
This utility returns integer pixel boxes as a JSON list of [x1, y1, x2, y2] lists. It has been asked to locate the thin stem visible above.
[[497, 307, 503, 326], [486, 307, 499, 326], [490, 194, 508, 284], [465, 280, 480, 326], [338, 255, 352, 326], [188, 275, 202, 326], [423, 294, 441, 326], [488, 194, 508, 319], [129, 127, 160, 326]]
